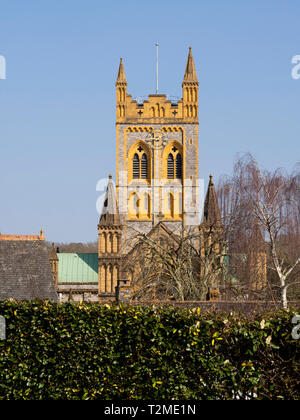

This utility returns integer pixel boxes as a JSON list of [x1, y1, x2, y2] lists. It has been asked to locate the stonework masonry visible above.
[[98, 47, 203, 300]]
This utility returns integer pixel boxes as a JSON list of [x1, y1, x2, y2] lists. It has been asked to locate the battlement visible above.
[[116, 48, 199, 124], [119, 93, 184, 123]]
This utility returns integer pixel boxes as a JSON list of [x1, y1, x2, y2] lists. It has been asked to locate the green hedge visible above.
[[0, 300, 299, 400]]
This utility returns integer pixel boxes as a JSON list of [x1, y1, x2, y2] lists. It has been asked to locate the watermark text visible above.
[[291, 55, 300, 80], [96, 174, 204, 226], [292, 315, 300, 340], [0, 55, 6, 80], [0, 316, 6, 339]]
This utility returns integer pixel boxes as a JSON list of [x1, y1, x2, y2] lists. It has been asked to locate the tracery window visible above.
[[131, 145, 149, 180], [167, 146, 182, 180]]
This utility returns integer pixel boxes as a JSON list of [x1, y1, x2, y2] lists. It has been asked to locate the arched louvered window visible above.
[[130, 144, 150, 182], [167, 153, 174, 179], [133, 153, 140, 179], [165, 145, 182, 181], [141, 153, 148, 179], [176, 153, 182, 179]]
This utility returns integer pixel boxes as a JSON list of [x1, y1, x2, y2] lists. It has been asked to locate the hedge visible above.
[[0, 300, 299, 400]]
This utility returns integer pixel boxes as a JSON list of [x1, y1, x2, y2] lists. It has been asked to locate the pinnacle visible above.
[[183, 46, 198, 83], [99, 176, 121, 226], [116, 57, 127, 84], [203, 174, 221, 225]]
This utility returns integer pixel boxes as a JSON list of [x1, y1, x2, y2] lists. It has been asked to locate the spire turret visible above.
[[183, 47, 199, 84], [182, 47, 199, 120], [116, 58, 127, 84], [203, 174, 221, 226], [116, 58, 127, 121], [99, 175, 121, 226], [98, 176, 123, 299]]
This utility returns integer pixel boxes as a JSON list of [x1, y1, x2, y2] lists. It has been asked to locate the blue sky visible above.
[[0, 0, 299, 243]]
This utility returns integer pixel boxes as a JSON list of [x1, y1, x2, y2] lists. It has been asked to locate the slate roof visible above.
[[0, 241, 58, 301]]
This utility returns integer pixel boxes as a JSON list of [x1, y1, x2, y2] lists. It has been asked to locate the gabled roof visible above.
[[0, 240, 58, 301], [144, 221, 180, 243], [125, 221, 181, 259], [98, 175, 121, 226]]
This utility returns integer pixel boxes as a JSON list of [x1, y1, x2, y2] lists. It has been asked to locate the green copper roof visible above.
[[58, 253, 98, 283]]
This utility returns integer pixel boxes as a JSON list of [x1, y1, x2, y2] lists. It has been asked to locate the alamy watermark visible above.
[[291, 315, 300, 340], [291, 55, 300, 80], [0, 316, 6, 340], [96, 173, 205, 227], [0, 55, 6, 80]]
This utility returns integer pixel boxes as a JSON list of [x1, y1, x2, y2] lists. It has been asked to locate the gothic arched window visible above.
[[167, 148, 182, 180], [130, 143, 150, 181]]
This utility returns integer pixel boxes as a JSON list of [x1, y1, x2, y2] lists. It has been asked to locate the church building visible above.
[[52, 47, 226, 302]]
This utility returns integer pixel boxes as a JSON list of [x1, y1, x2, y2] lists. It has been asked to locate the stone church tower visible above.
[[97, 47, 204, 300], [115, 47, 200, 246]]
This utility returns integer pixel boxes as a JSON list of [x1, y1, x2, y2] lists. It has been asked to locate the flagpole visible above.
[[155, 42, 159, 94]]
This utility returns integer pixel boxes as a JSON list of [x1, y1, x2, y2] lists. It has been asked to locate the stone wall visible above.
[[116, 123, 200, 246]]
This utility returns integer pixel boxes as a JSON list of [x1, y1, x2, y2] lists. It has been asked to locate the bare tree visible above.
[[123, 223, 228, 302], [219, 154, 300, 309]]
